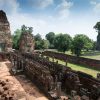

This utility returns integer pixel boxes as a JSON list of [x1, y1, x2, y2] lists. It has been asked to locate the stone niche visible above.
[[0, 10, 12, 52], [19, 32, 34, 53]]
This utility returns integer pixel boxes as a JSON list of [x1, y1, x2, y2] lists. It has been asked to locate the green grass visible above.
[[50, 58, 99, 78], [65, 50, 100, 60], [68, 63, 99, 78], [81, 51, 100, 60], [47, 50, 100, 77], [49, 49, 100, 60]]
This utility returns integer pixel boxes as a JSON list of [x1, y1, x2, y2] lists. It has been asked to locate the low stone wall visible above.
[[0, 52, 7, 61], [42, 51, 100, 70]]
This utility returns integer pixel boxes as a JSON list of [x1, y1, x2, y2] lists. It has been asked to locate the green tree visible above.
[[46, 32, 55, 48], [41, 39, 50, 50], [71, 34, 93, 56], [34, 33, 42, 41], [28, 27, 33, 33], [21, 25, 27, 33], [34, 34, 49, 50], [21, 25, 33, 34], [92, 41, 97, 50], [34, 34, 42, 49], [12, 29, 21, 49], [83, 37, 94, 51], [94, 22, 100, 50], [35, 41, 42, 49], [54, 33, 72, 52]]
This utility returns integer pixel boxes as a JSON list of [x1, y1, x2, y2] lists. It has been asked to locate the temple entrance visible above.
[[0, 43, 5, 52]]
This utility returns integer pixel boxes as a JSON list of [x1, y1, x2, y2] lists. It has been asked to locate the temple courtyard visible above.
[[0, 61, 48, 100]]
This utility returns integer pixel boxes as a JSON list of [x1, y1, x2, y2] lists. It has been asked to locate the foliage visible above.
[[71, 34, 93, 56], [34, 34, 49, 50], [41, 39, 50, 50], [94, 22, 100, 50], [21, 25, 33, 33], [92, 41, 97, 50], [83, 38, 94, 51], [46, 32, 55, 48], [34, 33, 42, 41], [12, 29, 21, 49], [34, 33, 42, 49], [54, 33, 72, 52], [94, 22, 100, 32]]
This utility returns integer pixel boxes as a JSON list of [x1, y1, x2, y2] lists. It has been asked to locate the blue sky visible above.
[[0, 0, 100, 40]]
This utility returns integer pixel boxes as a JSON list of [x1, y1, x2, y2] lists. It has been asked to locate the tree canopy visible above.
[[46, 32, 55, 48], [12, 25, 95, 54], [12, 29, 21, 50], [54, 33, 72, 52], [34, 34, 49, 50], [21, 25, 33, 33], [71, 34, 93, 56], [94, 22, 100, 50], [94, 22, 100, 32]]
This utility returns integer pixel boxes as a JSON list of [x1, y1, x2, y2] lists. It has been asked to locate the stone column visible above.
[[56, 82, 61, 98]]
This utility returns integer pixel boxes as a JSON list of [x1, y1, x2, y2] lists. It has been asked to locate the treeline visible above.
[[12, 25, 96, 57], [45, 32, 96, 57]]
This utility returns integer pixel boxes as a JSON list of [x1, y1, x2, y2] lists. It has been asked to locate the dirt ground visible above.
[[0, 61, 48, 100]]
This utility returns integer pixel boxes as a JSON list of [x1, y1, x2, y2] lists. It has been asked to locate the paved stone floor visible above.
[[0, 61, 48, 100]]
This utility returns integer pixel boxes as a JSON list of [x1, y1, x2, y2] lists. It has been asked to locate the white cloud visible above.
[[93, 3, 100, 14], [0, 0, 97, 41], [90, 0, 100, 15], [90, 1, 97, 5], [55, 0, 73, 19], [7, 12, 98, 41], [0, 0, 19, 14], [31, 0, 54, 9]]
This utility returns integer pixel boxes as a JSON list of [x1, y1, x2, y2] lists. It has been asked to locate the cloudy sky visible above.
[[0, 0, 100, 40]]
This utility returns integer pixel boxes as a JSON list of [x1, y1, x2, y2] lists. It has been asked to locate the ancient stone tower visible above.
[[0, 10, 12, 52], [19, 31, 34, 53]]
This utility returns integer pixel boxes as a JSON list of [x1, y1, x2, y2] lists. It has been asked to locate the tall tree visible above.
[[46, 32, 55, 48], [54, 33, 72, 52], [94, 22, 100, 50], [34, 33, 42, 49], [34, 33, 42, 41], [71, 34, 93, 56]]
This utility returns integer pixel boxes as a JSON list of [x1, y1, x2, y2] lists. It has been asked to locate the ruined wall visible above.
[[19, 32, 34, 53], [0, 10, 12, 52], [42, 51, 100, 70], [6, 52, 100, 99]]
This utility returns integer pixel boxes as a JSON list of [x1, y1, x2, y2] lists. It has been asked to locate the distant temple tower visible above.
[[0, 10, 12, 52], [19, 26, 34, 53]]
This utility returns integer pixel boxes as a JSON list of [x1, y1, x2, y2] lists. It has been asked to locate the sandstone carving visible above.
[[0, 10, 12, 52], [19, 32, 34, 53]]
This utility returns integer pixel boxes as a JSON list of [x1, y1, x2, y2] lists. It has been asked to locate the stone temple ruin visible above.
[[0, 10, 12, 52], [19, 31, 34, 53], [0, 10, 100, 100]]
